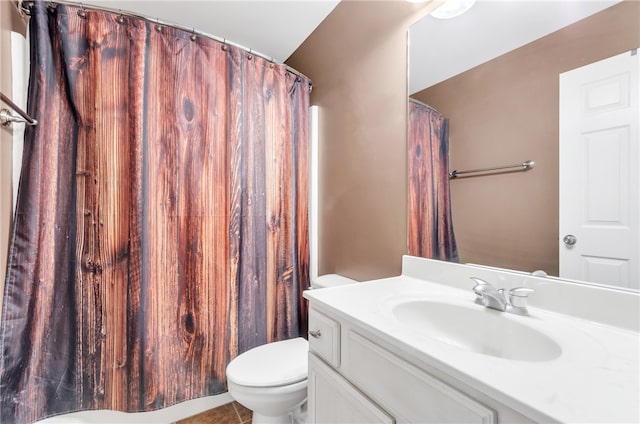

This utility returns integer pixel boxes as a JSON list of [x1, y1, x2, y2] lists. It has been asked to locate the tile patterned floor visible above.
[[175, 401, 252, 424]]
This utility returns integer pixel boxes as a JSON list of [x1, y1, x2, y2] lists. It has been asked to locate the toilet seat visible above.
[[226, 337, 308, 387]]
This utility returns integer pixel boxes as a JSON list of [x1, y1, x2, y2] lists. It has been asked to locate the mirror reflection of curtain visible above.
[[408, 100, 458, 262], [0, 3, 310, 423]]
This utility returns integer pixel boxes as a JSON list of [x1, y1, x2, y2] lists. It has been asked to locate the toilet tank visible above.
[[311, 273, 358, 289]]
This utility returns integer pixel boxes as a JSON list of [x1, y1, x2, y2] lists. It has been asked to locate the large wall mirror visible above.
[[409, 0, 639, 290]]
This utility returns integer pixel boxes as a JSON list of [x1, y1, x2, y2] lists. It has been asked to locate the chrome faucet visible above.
[[470, 277, 534, 316]]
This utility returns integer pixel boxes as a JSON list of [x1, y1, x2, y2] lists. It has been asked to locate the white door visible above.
[[559, 50, 639, 290]]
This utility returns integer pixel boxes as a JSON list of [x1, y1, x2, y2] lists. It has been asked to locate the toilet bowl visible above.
[[226, 338, 309, 424], [226, 274, 357, 424]]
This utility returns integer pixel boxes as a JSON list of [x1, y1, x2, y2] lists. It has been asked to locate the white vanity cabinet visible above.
[[307, 308, 393, 423], [307, 306, 511, 424], [304, 257, 640, 423], [308, 353, 394, 424]]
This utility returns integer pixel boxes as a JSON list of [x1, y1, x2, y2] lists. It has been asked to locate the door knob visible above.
[[563, 234, 577, 246]]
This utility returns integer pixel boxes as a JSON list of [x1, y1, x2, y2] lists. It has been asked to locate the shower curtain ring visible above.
[[78, 3, 86, 18], [117, 10, 125, 24], [190, 28, 197, 41]]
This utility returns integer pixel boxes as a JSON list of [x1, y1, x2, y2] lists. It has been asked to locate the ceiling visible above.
[[63, 0, 623, 93], [409, 0, 621, 94], [82, 0, 340, 63]]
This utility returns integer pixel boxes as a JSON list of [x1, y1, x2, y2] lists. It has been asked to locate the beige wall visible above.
[[11, 1, 632, 285], [287, 1, 431, 281], [412, 1, 640, 275]]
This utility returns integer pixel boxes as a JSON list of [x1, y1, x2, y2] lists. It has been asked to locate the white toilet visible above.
[[226, 274, 356, 424]]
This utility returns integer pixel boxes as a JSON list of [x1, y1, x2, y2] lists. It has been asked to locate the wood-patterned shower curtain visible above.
[[408, 99, 458, 262], [0, 3, 310, 423]]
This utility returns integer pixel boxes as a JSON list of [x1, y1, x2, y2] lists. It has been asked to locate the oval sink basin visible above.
[[392, 300, 562, 362]]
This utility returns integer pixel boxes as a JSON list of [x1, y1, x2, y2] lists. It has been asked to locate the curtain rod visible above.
[[449, 160, 535, 179], [17, 0, 311, 89], [1, 92, 38, 126], [409, 98, 443, 115]]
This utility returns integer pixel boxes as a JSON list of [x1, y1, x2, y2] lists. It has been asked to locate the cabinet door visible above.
[[307, 353, 394, 424], [345, 331, 496, 424], [308, 308, 341, 367]]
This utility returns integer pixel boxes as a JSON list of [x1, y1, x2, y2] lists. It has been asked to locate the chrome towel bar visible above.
[[449, 160, 534, 179], [1, 92, 38, 127]]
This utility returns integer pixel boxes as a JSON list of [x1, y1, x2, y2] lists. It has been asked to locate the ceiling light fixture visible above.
[[430, 0, 476, 19]]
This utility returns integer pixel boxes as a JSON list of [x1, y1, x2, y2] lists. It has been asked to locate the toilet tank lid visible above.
[[312, 273, 358, 289], [226, 337, 308, 387]]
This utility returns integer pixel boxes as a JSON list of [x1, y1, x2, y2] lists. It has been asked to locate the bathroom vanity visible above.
[[304, 256, 640, 423]]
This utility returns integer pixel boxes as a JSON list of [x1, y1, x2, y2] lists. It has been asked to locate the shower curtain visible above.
[[0, 2, 310, 423], [408, 99, 458, 262]]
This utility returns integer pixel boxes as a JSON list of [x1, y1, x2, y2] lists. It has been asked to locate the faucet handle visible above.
[[509, 287, 534, 297], [470, 277, 491, 305], [470, 277, 490, 293], [508, 287, 534, 314]]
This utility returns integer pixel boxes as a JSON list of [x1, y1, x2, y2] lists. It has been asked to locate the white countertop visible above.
[[304, 273, 640, 423]]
